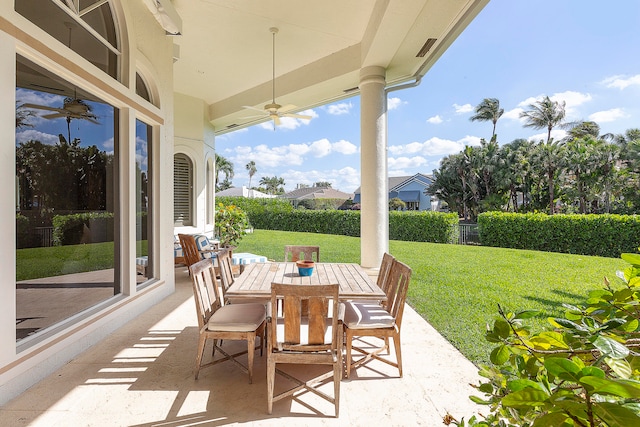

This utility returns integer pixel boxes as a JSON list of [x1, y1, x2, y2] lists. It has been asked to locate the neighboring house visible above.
[[282, 187, 354, 209], [353, 173, 436, 211], [216, 186, 276, 199]]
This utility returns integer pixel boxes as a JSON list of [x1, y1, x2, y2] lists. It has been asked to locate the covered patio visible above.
[[1, 266, 482, 425]]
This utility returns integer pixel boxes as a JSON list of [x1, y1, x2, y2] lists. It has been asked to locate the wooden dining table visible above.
[[226, 262, 386, 302]]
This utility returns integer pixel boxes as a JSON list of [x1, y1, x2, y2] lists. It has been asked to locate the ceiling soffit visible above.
[[170, 0, 489, 133]]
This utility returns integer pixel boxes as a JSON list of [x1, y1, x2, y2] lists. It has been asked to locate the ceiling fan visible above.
[[20, 96, 99, 125], [19, 22, 99, 130], [242, 27, 312, 126]]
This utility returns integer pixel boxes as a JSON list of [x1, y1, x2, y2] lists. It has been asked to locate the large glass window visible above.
[[15, 55, 119, 341], [136, 119, 152, 283]]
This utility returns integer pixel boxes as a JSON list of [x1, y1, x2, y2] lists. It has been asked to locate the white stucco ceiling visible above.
[[171, 0, 489, 134]]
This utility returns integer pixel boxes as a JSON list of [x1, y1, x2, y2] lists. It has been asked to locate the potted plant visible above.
[[214, 202, 249, 249]]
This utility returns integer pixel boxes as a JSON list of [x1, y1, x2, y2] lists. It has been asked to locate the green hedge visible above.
[[389, 211, 459, 243], [216, 197, 458, 243], [52, 212, 115, 246], [478, 212, 640, 258]]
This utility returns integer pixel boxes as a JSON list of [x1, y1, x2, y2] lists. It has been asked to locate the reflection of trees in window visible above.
[[16, 139, 112, 213]]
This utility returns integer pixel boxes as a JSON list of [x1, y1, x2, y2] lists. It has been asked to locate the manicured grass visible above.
[[16, 242, 115, 281], [237, 230, 627, 365]]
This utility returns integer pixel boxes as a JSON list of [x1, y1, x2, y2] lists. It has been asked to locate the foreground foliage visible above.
[[453, 250, 640, 426]]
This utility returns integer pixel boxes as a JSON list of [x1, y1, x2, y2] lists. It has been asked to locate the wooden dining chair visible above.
[[284, 245, 320, 262], [189, 259, 266, 383], [266, 282, 343, 417], [343, 259, 412, 378]]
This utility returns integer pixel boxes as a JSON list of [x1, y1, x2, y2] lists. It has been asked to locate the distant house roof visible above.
[[216, 186, 275, 198], [282, 187, 354, 201], [353, 173, 433, 194]]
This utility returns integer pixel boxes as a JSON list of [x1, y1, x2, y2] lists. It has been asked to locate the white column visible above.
[[359, 66, 388, 268]]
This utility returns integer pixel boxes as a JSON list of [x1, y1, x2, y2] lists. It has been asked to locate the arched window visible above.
[[174, 154, 193, 226], [15, 0, 120, 79]]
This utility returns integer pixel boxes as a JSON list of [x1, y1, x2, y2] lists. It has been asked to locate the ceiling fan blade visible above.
[[278, 104, 297, 113], [42, 113, 66, 119], [239, 114, 268, 119], [283, 113, 312, 120], [21, 103, 63, 113], [242, 105, 266, 113]]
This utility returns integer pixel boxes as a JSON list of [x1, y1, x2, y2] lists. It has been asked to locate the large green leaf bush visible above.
[[451, 250, 640, 427]]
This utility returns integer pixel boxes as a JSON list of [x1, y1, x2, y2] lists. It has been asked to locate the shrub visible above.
[[478, 212, 640, 258], [214, 203, 249, 247], [52, 212, 114, 246], [451, 250, 640, 427]]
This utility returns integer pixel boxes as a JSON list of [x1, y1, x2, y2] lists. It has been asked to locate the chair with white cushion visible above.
[[189, 258, 266, 382], [343, 259, 412, 378]]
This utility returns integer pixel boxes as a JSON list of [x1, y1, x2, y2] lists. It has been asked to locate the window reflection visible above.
[[136, 120, 152, 283], [15, 55, 119, 341]]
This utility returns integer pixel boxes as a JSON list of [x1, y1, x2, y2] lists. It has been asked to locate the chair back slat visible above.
[[216, 248, 235, 301], [283, 295, 301, 344], [308, 297, 328, 344], [271, 283, 338, 351], [189, 259, 222, 328], [284, 245, 320, 262], [377, 253, 395, 307], [179, 234, 202, 268], [383, 260, 412, 327]]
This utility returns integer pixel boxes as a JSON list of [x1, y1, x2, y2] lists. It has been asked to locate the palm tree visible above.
[[215, 154, 234, 190], [246, 160, 257, 189], [259, 176, 285, 195], [533, 139, 565, 214], [519, 96, 566, 144], [470, 98, 504, 137]]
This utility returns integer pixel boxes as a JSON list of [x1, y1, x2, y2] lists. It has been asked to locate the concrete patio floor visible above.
[[1, 266, 483, 426]]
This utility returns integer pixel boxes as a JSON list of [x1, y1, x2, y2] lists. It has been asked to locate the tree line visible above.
[[427, 97, 640, 220]]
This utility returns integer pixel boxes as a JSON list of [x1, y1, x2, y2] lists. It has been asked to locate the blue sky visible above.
[[217, 0, 640, 193]]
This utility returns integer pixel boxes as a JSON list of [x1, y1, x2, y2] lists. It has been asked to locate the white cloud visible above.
[[15, 129, 59, 145], [527, 129, 567, 143], [229, 137, 357, 169], [453, 103, 473, 114], [502, 107, 524, 121], [388, 97, 405, 111], [588, 108, 629, 123], [427, 115, 443, 124], [282, 166, 360, 192], [389, 135, 481, 158], [326, 102, 352, 115], [601, 74, 640, 90], [388, 156, 428, 170], [516, 91, 592, 120], [332, 139, 358, 155]]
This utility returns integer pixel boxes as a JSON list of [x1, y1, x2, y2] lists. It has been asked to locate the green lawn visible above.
[[16, 229, 628, 365], [236, 230, 627, 365]]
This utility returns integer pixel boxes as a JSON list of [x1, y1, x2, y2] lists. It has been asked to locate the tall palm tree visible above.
[[470, 98, 504, 137], [215, 154, 234, 190], [533, 139, 565, 214], [246, 160, 257, 189], [519, 96, 566, 144]]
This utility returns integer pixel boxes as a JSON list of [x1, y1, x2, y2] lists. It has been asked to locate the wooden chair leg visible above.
[[393, 333, 403, 377], [247, 332, 255, 384], [195, 336, 207, 380], [267, 357, 275, 414]]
